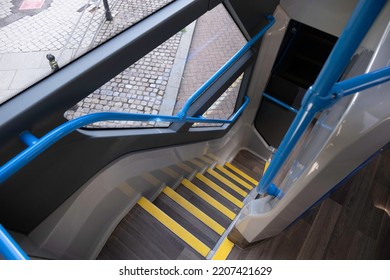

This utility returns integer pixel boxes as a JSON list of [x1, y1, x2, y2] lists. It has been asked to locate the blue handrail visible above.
[[258, 0, 388, 197], [177, 15, 275, 118], [0, 97, 250, 185], [0, 224, 29, 260], [262, 93, 299, 114], [332, 65, 390, 97]]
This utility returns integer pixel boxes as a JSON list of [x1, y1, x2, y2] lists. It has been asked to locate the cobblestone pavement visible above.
[[0, 1, 13, 20], [0, 0, 101, 53], [65, 30, 184, 128], [173, 4, 246, 125], [64, 0, 183, 128]]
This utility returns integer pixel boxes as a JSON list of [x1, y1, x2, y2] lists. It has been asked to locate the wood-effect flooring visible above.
[[228, 148, 390, 259]]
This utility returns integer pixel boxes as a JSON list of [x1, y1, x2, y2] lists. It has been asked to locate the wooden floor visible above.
[[228, 148, 390, 259]]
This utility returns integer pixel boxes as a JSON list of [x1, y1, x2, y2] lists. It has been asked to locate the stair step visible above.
[[215, 165, 254, 191], [175, 185, 232, 228], [225, 162, 259, 185], [231, 150, 266, 179], [98, 205, 201, 259], [154, 193, 220, 248], [162, 187, 225, 235], [99, 150, 267, 260], [181, 179, 236, 220], [192, 177, 242, 214], [196, 173, 244, 208], [137, 197, 211, 257], [205, 168, 248, 198]]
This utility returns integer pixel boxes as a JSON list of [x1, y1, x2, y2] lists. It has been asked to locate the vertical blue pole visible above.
[[258, 0, 387, 196], [0, 224, 30, 260]]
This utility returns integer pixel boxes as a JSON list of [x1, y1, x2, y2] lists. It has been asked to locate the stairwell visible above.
[[97, 150, 265, 260]]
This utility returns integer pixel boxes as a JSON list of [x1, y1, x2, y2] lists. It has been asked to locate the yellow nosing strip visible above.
[[264, 161, 270, 175], [200, 155, 213, 164], [207, 169, 247, 198], [190, 159, 204, 168], [177, 162, 193, 173], [196, 173, 244, 208], [225, 162, 258, 185], [162, 167, 179, 178], [142, 173, 161, 187], [163, 187, 225, 235], [182, 179, 236, 220], [212, 237, 234, 260], [215, 165, 253, 191], [137, 197, 210, 257]]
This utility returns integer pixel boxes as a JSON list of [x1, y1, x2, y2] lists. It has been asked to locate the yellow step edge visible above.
[[162, 187, 225, 235], [196, 173, 244, 208], [263, 161, 270, 175], [215, 165, 253, 191], [176, 162, 193, 173], [190, 159, 204, 168], [181, 179, 236, 220], [137, 197, 210, 257], [225, 162, 258, 185], [207, 169, 247, 198], [162, 167, 179, 178], [142, 173, 161, 187], [200, 155, 213, 164], [212, 237, 235, 260]]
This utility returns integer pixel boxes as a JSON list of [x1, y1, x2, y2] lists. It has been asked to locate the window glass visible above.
[[0, 0, 175, 105], [194, 74, 243, 127], [64, 4, 247, 128]]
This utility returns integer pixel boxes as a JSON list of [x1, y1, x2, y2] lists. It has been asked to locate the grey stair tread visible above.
[[98, 235, 140, 260], [177, 247, 204, 260], [97, 204, 203, 260], [230, 160, 263, 181], [203, 171, 247, 200], [213, 168, 253, 193], [175, 185, 232, 228], [154, 193, 220, 248], [192, 177, 241, 214], [223, 163, 258, 187], [232, 150, 266, 179]]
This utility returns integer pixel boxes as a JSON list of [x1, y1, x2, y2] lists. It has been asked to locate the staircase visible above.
[[97, 153, 263, 260]]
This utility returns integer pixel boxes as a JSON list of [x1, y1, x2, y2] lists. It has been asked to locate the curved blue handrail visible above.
[[0, 97, 250, 185], [0, 224, 29, 260], [0, 15, 274, 185]]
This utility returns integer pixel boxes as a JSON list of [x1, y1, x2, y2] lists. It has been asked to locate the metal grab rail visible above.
[[258, 0, 388, 197], [332, 66, 390, 97], [262, 93, 299, 114], [0, 224, 29, 260]]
